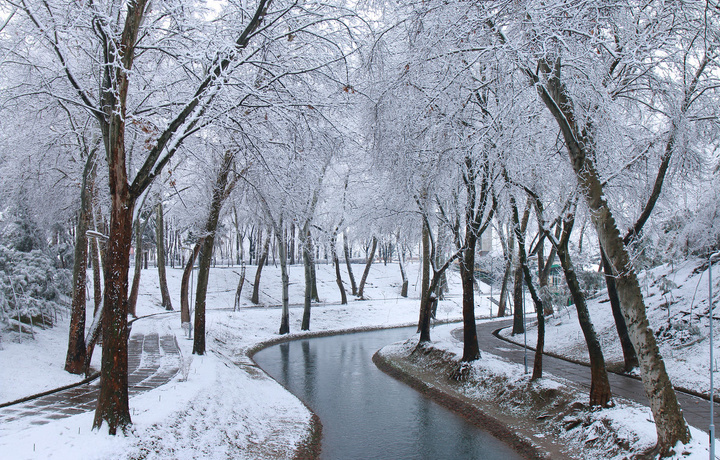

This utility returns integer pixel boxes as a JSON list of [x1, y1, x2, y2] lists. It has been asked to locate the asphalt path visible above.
[[455, 318, 718, 435], [0, 330, 180, 432]]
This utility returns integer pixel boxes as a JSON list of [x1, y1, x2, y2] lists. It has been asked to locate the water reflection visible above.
[[254, 328, 522, 460]]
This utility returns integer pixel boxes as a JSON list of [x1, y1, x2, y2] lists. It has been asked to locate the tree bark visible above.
[[181, 242, 202, 325], [277, 226, 290, 335], [418, 222, 432, 339], [331, 230, 347, 305], [531, 60, 690, 452], [301, 226, 313, 330], [234, 264, 246, 311], [357, 236, 377, 299], [343, 229, 357, 295], [193, 150, 236, 355], [557, 225, 612, 406], [251, 229, 271, 305], [65, 154, 94, 375], [156, 203, 172, 310], [601, 246, 639, 372], [398, 245, 409, 298], [511, 195, 544, 379], [511, 200, 531, 335], [497, 223, 514, 318], [127, 221, 143, 317]]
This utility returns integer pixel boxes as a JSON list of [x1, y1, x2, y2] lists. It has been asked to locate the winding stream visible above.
[[253, 326, 522, 460]]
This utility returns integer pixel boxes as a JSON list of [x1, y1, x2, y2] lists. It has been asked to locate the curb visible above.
[[491, 325, 720, 405], [0, 310, 180, 408], [372, 349, 548, 460]]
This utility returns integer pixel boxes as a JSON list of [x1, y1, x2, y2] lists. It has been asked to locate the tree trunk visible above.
[[398, 245, 409, 298], [460, 241, 480, 361], [251, 230, 271, 304], [532, 62, 690, 452], [511, 196, 544, 379], [193, 150, 235, 355], [309, 235, 320, 303], [93, 190, 134, 434], [512, 201, 531, 335], [497, 224, 514, 318], [357, 236, 377, 299], [301, 226, 313, 330], [331, 230, 347, 305], [65, 154, 94, 375], [234, 264, 246, 311], [156, 203, 172, 310], [511, 262, 524, 334], [90, 182, 105, 314], [289, 221, 296, 265], [277, 227, 290, 335], [181, 242, 202, 325], [558, 234, 612, 406], [127, 222, 143, 317], [343, 229, 357, 295], [601, 247, 639, 372]]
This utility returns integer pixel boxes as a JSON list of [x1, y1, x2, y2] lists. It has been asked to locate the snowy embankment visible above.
[[379, 322, 711, 460], [0, 260, 475, 459], [500, 257, 719, 397]]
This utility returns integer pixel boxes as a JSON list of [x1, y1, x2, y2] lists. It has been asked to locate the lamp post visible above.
[[709, 252, 720, 460]]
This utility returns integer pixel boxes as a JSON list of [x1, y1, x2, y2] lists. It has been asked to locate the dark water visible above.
[[253, 327, 523, 460]]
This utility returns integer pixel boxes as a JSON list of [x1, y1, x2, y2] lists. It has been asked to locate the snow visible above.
[[0, 257, 717, 459], [0, 260, 473, 459], [394, 321, 715, 460], [500, 257, 720, 396]]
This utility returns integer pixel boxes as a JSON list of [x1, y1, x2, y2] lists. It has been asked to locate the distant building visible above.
[[478, 226, 492, 257]]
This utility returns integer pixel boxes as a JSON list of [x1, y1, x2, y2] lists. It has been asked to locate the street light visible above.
[[709, 252, 720, 460]]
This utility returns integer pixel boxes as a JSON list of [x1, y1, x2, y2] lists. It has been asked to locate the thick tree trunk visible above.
[[251, 230, 271, 305], [601, 247, 639, 372], [460, 242, 480, 361], [65, 154, 94, 375], [156, 203, 172, 310], [93, 192, 134, 434], [343, 230, 357, 295], [357, 236, 377, 299], [533, 64, 690, 452], [512, 201, 531, 335], [511, 262, 524, 335], [181, 242, 202, 325], [418, 225, 431, 333]]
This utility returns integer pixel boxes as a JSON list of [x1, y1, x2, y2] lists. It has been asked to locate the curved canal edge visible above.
[[372, 348, 549, 460]]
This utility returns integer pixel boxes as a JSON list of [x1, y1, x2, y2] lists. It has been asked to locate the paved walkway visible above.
[[0, 332, 180, 430], [455, 319, 718, 434]]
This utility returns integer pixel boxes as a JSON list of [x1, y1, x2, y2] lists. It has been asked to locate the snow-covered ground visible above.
[[0, 256, 717, 459], [384, 322, 713, 460], [0, 260, 476, 459], [501, 257, 720, 397]]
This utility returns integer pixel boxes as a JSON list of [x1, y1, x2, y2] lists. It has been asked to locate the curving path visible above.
[[0, 331, 180, 432], [457, 318, 719, 434]]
